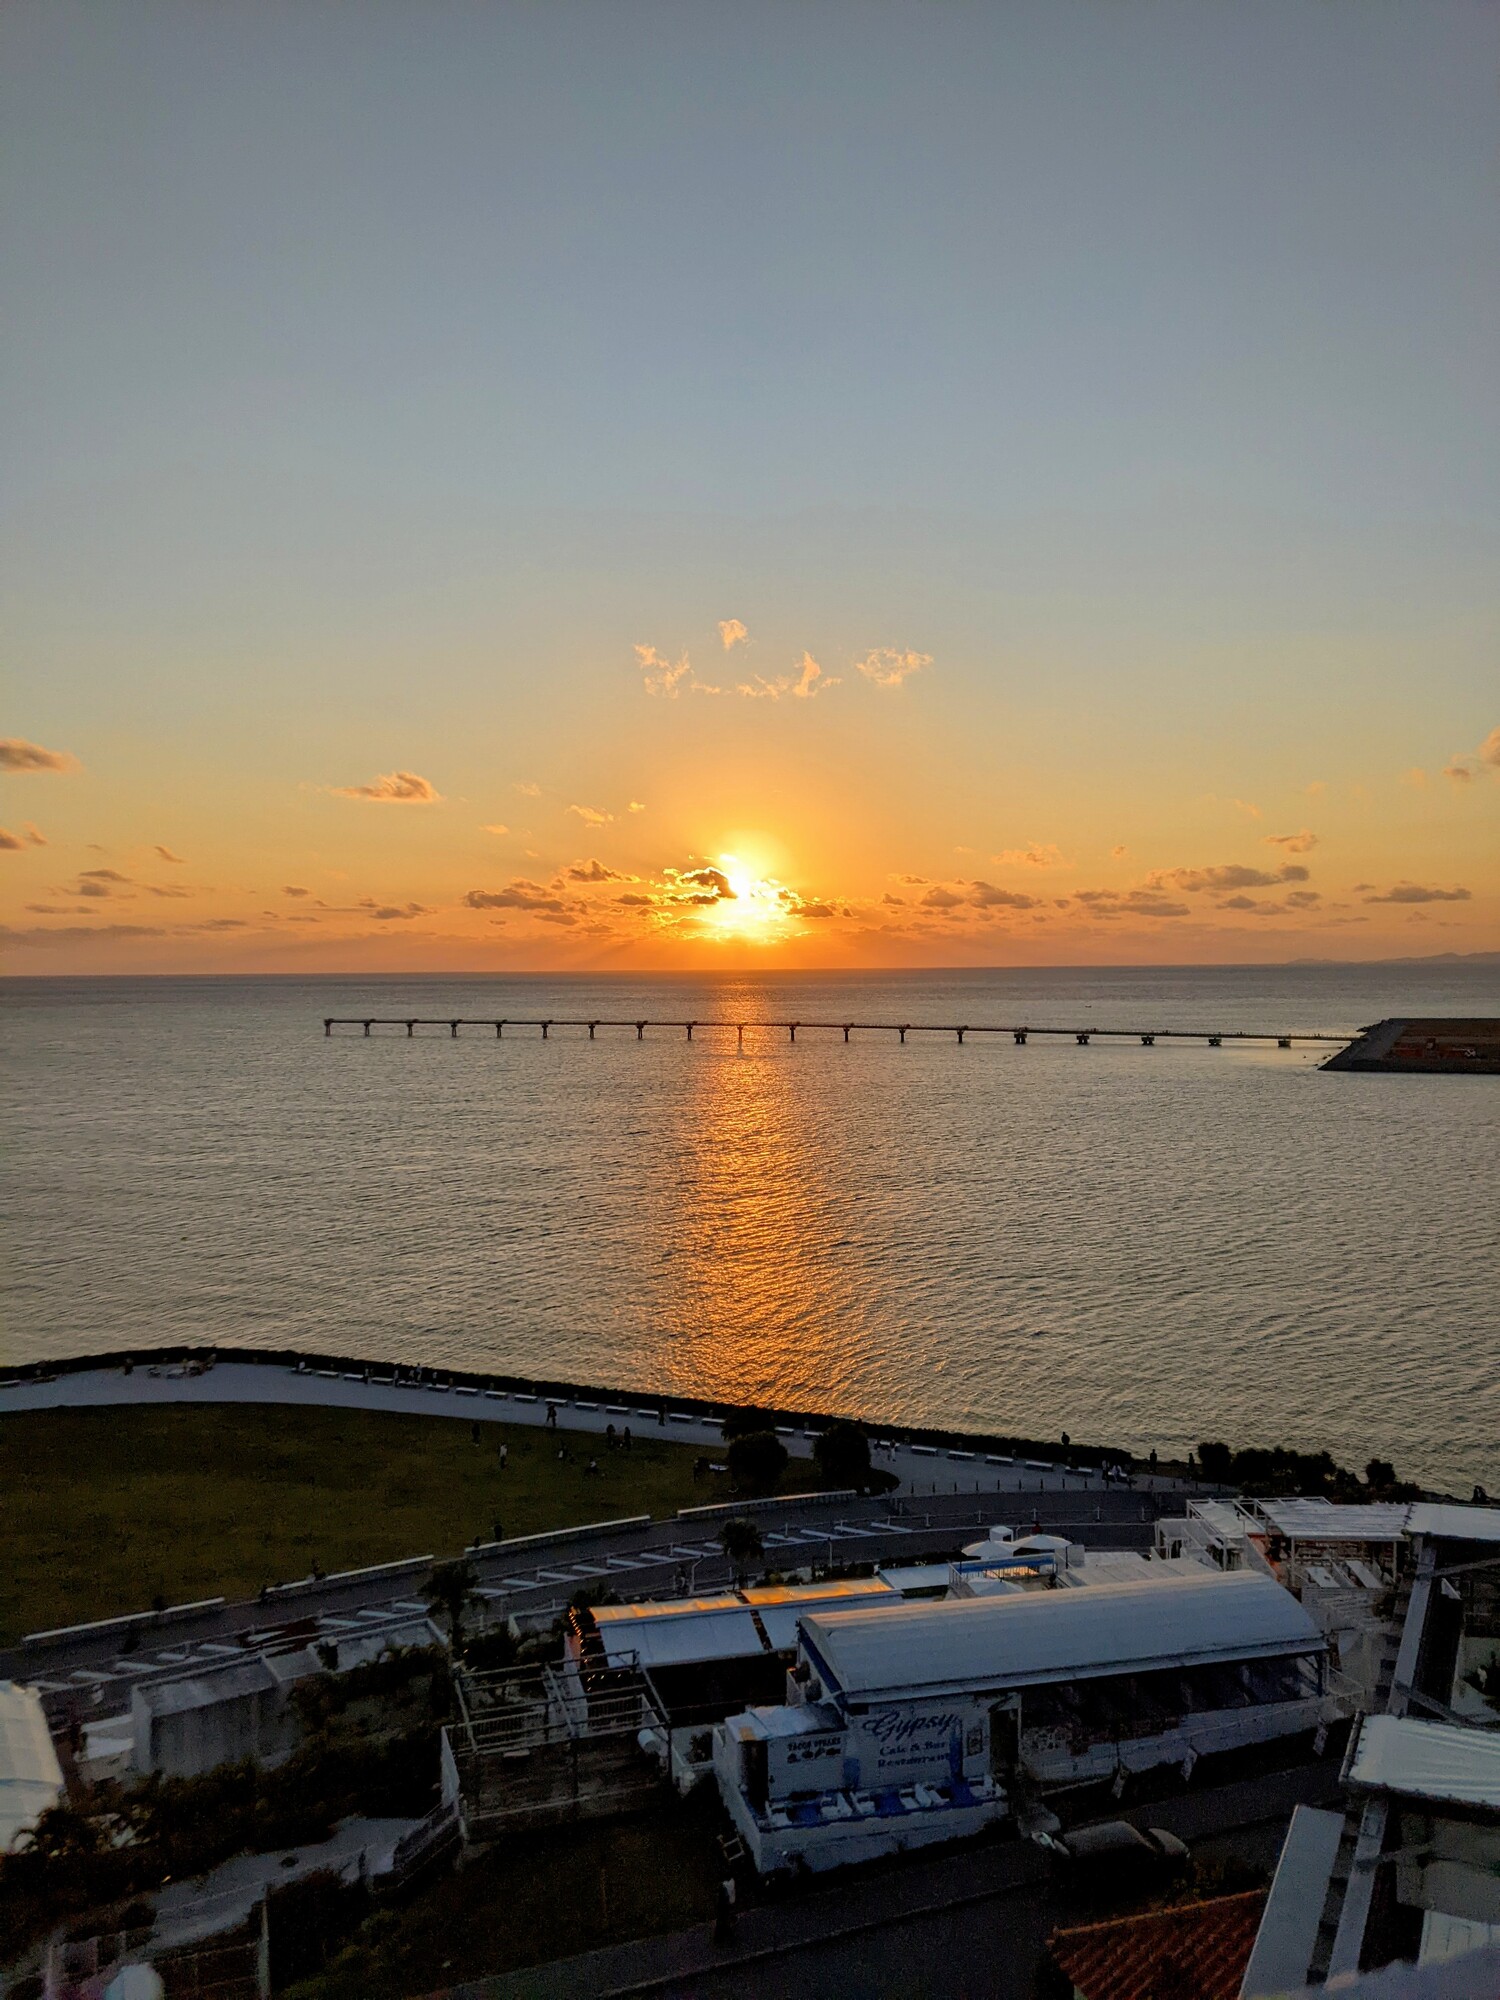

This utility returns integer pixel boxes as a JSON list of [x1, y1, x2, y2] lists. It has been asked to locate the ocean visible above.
[[4, 964, 1497, 1492]]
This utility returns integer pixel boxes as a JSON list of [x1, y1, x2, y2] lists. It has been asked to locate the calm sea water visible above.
[[3, 966, 1498, 1491]]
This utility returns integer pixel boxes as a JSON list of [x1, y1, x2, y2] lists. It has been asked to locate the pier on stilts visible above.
[[321, 1017, 1347, 1052]]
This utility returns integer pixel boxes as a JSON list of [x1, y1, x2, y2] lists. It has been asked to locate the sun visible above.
[[703, 852, 795, 942]]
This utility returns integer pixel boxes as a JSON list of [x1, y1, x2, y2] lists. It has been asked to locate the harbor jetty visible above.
[[1320, 1016, 1500, 1074]]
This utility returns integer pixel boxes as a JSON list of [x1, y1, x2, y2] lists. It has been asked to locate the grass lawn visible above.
[[0, 1403, 726, 1644]]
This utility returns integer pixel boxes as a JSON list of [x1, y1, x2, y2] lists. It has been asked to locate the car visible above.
[[1040, 1819, 1191, 1893]]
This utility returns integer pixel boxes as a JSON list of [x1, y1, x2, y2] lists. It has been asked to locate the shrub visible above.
[[726, 1430, 788, 1496]]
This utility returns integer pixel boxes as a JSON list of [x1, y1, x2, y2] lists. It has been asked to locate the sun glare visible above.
[[703, 853, 794, 942]]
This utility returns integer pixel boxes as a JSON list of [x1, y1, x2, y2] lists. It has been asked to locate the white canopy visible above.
[[0, 1681, 63, 1851], [1347, 1714, 1500, 1812]]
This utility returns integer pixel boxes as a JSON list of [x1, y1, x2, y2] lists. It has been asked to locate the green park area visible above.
[[0, 1402, 728, 1645]]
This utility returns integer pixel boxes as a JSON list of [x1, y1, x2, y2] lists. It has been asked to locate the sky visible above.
[[3, 0, 1497, 972]]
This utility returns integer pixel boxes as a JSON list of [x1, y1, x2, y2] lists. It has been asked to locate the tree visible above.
[[721, 1405, 781, 1443], [813, 1421, 872, 1492], [425, 1559, 480, 1657], [1197, 1441, 1235, 1484], [1365, 1457, 1399, 1494], [720, 1518, 763, 1583], [727, 1429, 788, 1496]]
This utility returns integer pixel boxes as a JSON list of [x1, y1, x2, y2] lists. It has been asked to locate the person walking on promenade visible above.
[[714, 1877, 737, 1945], [498, 1442, 508, 1469], [546, 1402, 558, 1429]]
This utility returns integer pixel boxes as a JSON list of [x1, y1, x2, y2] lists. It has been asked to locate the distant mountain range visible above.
[[1285, 949, 1500, 967]]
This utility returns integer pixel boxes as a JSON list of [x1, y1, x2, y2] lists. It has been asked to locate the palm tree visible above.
[[425, 1559, 481, 1657], [719, 1519, 763, 1586]]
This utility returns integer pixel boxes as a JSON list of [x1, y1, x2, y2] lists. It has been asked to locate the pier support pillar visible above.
[[899, 1025, 909, 1044], [737, 1024, 744, 1047], [957, 1027, 966, 1045], [1140, 1034, 1154, 1047], [588, 1022, 597, 1040], [324, 1019, 332, 1036], [790, 1024, 798, 1043], [1277, 1036, 1291, 1049], [364, 1020, 372, 1037], [1014, 1030, 1027, 1045], [1208, 1034, 1222, 1048], [843, 1025, 851, 1042], [496, 1022, 503, 1038], [450, 1020, 459, 1038], [636, 1022, 645, 1040], [407, 1020, 415, 1036], [686, 1022, 694, 1041], [1076, 1032, 1090, 1045], [541, 1021, 550, 1039]]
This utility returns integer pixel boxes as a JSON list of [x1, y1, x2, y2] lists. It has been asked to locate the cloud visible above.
[[1481, 726, 1500, 769], [919, 886, 965, 910], [1231, 798, 1262, 820], [1361, 882, 1472, 904], [283, 885, 310, 898], [627, 800, 646, 814], [145, 884, 192, 899], [1401, 768, 1429, 789], [332, 770, 440, 804], [1304, 780, 1327, 797], [616, 893, 655, 907], [1074, 889, 1191, 919], [0, 738, 79, 774], [481, 823, 510, 836], [1264, 830, 1318, 854], [671, 865, 736, 902], [1146, 862, 1310, 892], [2, 924, 173, 943], [965, 881, 1039, 910], [76, 880, 112, 898], [82, 867, 131, 882], [464, 880, 570, 913], [738, 652, 839, 701], [1109, 844, 1130, 860], [565, 858, 629, 883], [633, 644, 721, 696], [854, 648, 932, 689], [516, 781, 541, 797], [718, 619, 748, 651], [0, 827, 22, 851], [23, 823, 46, 846], [367, 903, 432, 921], [568, 804, 613, 827], [991, 844, 1065, 869], [154, 845, 185, 863], [1443, 760, 1474, 784]]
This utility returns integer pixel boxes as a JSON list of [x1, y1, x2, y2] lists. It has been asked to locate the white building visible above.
[[716, 1568, 1338, 1876]]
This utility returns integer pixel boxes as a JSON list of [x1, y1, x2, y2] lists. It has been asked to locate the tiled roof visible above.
[[1050, 1889, 1267, 2000]]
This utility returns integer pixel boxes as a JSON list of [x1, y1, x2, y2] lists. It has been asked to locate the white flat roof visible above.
[[800, 1570, 1322, 1703], [1406, 1502, 1500, 1546], [1253, 1499, 1412, 1542], [1347, 1714, 1500, 1813], [596, 1608, 768, 1672]]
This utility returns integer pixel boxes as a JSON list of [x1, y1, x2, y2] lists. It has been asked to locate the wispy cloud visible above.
[[1444, 760, 1474, 784], [568, 803, 613, 827], [564, 858, 630, 883], [991, 844, 1066, 869], [633, 643, 720, 696], [1074, 889, 1191, 919], [1230, 798, 1262, 820], [365, 902, 432, 921], [154, 844, 185, 863], [0, 737, 79, 774], [718, 619, 748, 651], [627, 800, 646, 814], [332, 770, 441, 804], [738, 653, 838, 701], [854, 648, 932, 689], [283, 886, 310, 897], [1263, 830, 1318, 854], [1481, 726, 1500, 768], [0, 827, 22, 851], [516, 781, 541, 798], [1362, 882, 1471, 904]]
